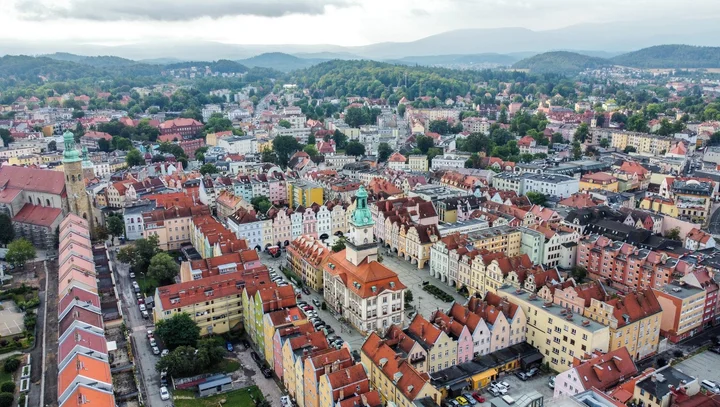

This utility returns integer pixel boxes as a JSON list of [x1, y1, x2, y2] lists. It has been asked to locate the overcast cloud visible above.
[[15, 0, 356, 21], [1, 0, 719, 47]]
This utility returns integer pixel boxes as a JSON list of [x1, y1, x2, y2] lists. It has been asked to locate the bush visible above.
[[0, 392, 12, 407], [0, 382, 14, 393], [0, 341, 7, 348], [3, 359, 19, 373]]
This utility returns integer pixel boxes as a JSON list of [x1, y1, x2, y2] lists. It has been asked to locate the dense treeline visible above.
[[611, 45, 720, 68], [512, 51, 611, 74], [291, 60, 533, 100]]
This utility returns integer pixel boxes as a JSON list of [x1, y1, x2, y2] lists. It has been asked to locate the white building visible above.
[[202, 104, 222, 123], [227, 209, 264, 250], [322, 186, 406, 334], [431, 155, 469, 170], [492, 172, 579, 198], [217, 135, 258, 155], [123, 201, 155, 241]]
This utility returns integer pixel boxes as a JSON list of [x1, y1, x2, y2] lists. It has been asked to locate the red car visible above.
[[472, 393, 485, 403], [302, 305, 314, 311]]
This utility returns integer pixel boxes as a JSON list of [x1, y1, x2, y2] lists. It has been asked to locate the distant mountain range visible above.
[[3, 19, 719, 61]]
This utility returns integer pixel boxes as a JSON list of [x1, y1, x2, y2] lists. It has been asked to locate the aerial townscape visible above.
[[4, 2, 720, 407]]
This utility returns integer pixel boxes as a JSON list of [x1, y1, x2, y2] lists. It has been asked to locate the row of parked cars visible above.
[[147, 329, 171, 401], [444, 392, 485, 406], [250, 350, 273, 378]]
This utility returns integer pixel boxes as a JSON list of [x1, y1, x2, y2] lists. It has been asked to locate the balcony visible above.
[[410, 355, 426, 364]]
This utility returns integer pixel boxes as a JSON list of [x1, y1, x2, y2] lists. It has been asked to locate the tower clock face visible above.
[[364, 217, 369, 223]]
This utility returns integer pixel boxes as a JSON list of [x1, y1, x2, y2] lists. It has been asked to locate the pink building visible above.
[[431, 310, 474, 364], [273, 324, 314, 379], [268, 171, 288, 205], [268, 208, 293, 246], [302, 207, 318, 238]]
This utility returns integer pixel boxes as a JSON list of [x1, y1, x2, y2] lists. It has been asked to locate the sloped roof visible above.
[[573, 347, 637, 392], [0, 165, 66, 195]]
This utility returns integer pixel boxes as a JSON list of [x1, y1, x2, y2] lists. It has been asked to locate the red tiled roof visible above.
[[157, 271, 269, 310], [324, 250, 406, 299], [572, 347, 637, 392], [0, 165, 66, 196], [12, 204, 62, 227]]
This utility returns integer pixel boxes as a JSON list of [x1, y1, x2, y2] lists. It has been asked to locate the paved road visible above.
[[111, 250, 165, 407], [637, 324, 720, 372], [42, 259, 59, 406], [674, 350, 720, 384]]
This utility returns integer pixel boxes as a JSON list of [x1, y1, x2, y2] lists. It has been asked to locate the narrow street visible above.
[[110, 249, 164, 407]]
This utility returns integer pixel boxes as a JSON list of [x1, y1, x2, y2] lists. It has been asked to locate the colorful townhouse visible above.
[[282, 331, 330, 399], [262, 307, 308, 367], [303, 348, 354, 407]]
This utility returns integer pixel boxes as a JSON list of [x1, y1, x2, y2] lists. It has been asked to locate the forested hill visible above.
[[0, 55, 162, 84], [237, 53, 325, 72], [610, 45, 720, 68], [512, 51, 611, 74], [291, 60, 533, 99], [43, 52, 138, 67]]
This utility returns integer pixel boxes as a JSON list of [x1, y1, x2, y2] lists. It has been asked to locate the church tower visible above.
[[81, 145, 95, 180], [345, 185, 378, 266], [63, 130, 95, 231]]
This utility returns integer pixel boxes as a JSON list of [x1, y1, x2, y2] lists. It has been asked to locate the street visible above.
[[110, 249, 165, 407], [259, 245, 467, 351]]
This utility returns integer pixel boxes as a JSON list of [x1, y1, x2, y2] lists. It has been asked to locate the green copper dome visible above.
[[63, 130, 81, 162], [351, 185, 374, 227]]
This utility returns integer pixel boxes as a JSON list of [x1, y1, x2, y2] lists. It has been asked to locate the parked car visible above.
[[141, 310, 149, 319], [325, 326, 335, 334], [226, 342, 234, 352], [312, 299, 321, 307], [302, 287, 311, 295], [462, 393, 477, 405], [152, 346, 160, 355], [160, 386, 170, 400], [160, 376, 168, 386], [161, 349, 169, 357], [525, 367, 539, 378], [262, 367, 273, 378], [147, 330, 154, 338], [471, 393, 485, 403], [302, 305, 314, 311], [515, 371, 528, 380], [351, 350, 361, 362], [139, 304, 147, 312], [280, 396, 292, 407], [455, 396, 469, 406], [549, 376, 555, 389], [150, 338, 157, 347], [129, 272, 135, 278], [710, 346, 720, 355], [702, 380, 720, 394], [297, 301, 307, 307], [444, 399, 460, 407], [251, 351, 261, 364]]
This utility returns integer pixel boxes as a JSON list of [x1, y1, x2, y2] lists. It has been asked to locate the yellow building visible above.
[[143, 206, 211, 251], [153, 273, 247, 335], [361, 332, 441, 407], [469, 226, 522, 256], [281, 331, 329, 399], [408, 155, 429, 172], [287, 180, 324, 208], [582, 290, 662, 361], [8, 154, 41, 166], [42, 125, 54, 137], [262, 308, 308, 367], [640, 195, 679, 217], [611, 131, 672, 156], [632, 366, 700, 407], [286, 235, 332, 291], [498, 287, 610, 372], [580, 172, 619, 193]]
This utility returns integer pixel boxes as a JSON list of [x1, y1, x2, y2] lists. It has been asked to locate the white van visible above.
[[702, 380, 720, 394]]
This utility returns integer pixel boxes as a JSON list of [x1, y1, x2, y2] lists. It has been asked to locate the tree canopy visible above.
[[155, 313, 201, 350], [147, 252, 179, 282], [5, 238, 36, 268]]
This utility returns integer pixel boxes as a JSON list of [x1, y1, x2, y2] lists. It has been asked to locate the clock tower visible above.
[[345, 185, 378, 266], [63, 130, 95, 233]]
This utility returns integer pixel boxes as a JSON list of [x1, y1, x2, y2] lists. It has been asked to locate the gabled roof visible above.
[[324, 250, 406, 299], [572, 347, 637, 392], [58, 353, 112, 398]]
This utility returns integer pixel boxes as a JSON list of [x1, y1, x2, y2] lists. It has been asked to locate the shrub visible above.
[[0, 341, 6, 348], [0, 382, 14, 393], [3, 358, 19, 373], [0, 392, 12, 407]]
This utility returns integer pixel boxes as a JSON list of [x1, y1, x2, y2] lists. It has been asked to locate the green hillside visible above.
[[238, 52, 327, 72], [511, 51, 610, 74], [611, 44, 720, 68]]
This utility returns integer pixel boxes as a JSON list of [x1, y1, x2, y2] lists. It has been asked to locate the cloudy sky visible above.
[[1, 0, 718, 46]]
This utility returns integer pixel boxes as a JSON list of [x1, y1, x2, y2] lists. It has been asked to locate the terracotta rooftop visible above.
[[12, 204, 62, 227], [572, 347, 637, 392], [324, 249, 406, 299], [157, 271, 270, 310], [0, 165, 66, 196]]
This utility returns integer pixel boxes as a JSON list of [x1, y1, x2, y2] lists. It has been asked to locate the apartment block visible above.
[[287, 180, 324, 208], [287, 235, 333, 291], [653, 282, 706, 343], [498, 287, 610, 372]]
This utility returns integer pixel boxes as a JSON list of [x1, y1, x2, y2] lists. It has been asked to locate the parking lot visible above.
[[451, 370, 555, 406], [0, 300, 24, 336], [674, 350, 720, 384]]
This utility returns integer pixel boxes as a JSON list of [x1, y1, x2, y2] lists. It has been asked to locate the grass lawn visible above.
[[174, 385, 264, 407], [137, 277, 159, 296], [208, 359, 240, 374]]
